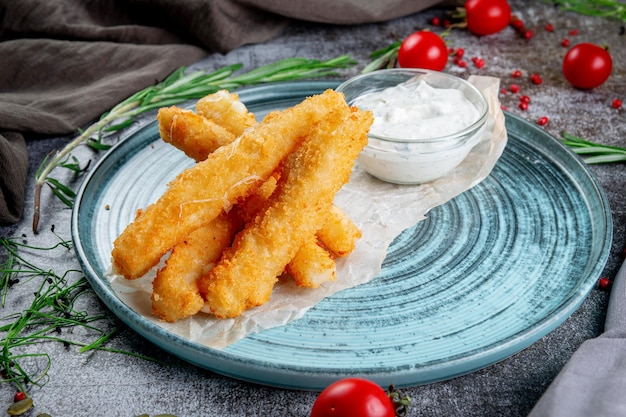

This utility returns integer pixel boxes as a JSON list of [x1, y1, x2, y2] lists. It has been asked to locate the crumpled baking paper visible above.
[[107, 75, 507, 349]]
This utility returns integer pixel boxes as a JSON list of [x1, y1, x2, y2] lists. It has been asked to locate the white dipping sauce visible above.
[[352, 79, 480, 140], [351, 78, 485, 184]]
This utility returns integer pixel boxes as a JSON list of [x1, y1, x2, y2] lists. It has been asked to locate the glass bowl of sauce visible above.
[[336, 68, 488, 184]]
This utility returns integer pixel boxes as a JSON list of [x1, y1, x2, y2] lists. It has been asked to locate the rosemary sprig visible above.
[[549, 0, 626, 22], [32, 55, 357, 233], [561, 132, 626, 163]]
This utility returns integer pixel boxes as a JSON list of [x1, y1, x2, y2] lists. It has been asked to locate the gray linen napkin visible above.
[[529, 259, 626, 417]]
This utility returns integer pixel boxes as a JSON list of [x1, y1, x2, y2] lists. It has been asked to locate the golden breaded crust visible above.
[[151, 212, 242, 322], [285, 239, 336, 288], [158, 107, 236, 162]]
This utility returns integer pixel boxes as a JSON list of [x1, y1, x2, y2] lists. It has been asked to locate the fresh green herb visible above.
[[0, 234, 162, 394], [361, 41, 402, 73], [561, 132, 626, 163], [32, 55, 357, 233], [549, 0, 626, 22], [1, 232, 74, 307]]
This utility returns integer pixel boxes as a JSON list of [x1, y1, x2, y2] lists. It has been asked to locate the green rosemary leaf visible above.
[[361, 41, 401, 73], [561, 131, 626, 164], [583, 154, 626, 164], [103, 118, 134, 133], [548, 0, 626, 22], [87, 139, 112, 151], [56, 155, 82, 172], [568, 146, 626, 155], [45, 178, 76, 199], [370, 41, 401, 59], [47, 186, 74, 208]]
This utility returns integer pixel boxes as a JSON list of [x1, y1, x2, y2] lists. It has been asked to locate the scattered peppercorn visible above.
[[612, 99, 623, 109], [598, 277, 611, 290], [511, 16, 525, 32], [509, 84, 520, 93], [561, 38, 570, 47], [511, 69, 523, 78], [454, 58, 467, 68], [545, 23, 554, 32], [13, 392, 26, 403], [537, 116, 549, 126], [472, 57, 485, 68], [530, 73, 543, 85]]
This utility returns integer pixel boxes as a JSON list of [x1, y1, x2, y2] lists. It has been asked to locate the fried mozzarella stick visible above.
[[317, 205, 362, 257], [151, 212, 242, 322], [111, 89, 348, 280], [198, 107, 373, 318], [195, 90, 256, 136], [158, 107, 236, 161], [235, 176, 337, 289]]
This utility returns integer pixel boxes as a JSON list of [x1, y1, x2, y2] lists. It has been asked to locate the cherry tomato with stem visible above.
[[311, 378, 399, 417], [397, 31, 448, 71], [464, 0, 512, 36], [562, 43, 613, 89]]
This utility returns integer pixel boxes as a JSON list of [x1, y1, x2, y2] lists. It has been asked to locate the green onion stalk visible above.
[[32, 55, 357, 233]]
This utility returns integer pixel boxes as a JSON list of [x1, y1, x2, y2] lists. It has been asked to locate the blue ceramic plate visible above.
[[72, 81, 612, 390]]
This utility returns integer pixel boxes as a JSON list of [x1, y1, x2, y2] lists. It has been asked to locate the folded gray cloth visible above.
[[529, 259, 626, 417]]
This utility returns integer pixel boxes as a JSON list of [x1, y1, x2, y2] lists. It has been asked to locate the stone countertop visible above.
[[1, 0, 624, 416]]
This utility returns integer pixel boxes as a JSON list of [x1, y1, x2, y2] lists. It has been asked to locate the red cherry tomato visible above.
[[397, 31, 448, 71], [562, 43, 613, 89], [310, 378, 395, 417], [464, 0, 512, 35]]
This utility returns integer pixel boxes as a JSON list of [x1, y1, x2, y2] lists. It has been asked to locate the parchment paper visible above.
[[107, 75, 507, 349]]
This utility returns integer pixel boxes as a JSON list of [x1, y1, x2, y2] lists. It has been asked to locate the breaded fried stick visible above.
[[151, 212, 241, 322], [198, 106, 373, 318], [157, 90, 256, 159], [158, 107, 236, 161], [111, 89, 348, 280], [235, 176, 337, 289], [317, 204, 362, 258], [285, 239, 337, 288]]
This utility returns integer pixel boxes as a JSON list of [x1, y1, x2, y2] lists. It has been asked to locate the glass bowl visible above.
[[336, 68, 488, 184]]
